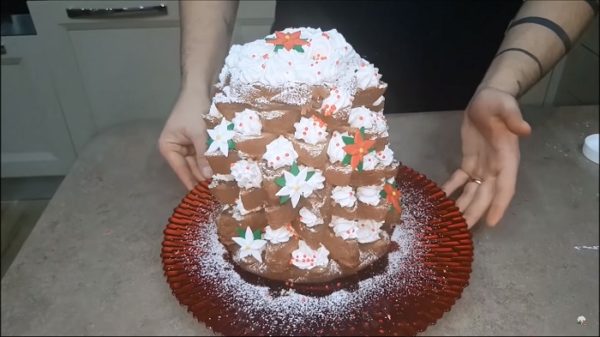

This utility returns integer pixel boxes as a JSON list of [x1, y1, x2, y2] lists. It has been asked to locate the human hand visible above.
[[158, 90, 212, 190], [442, 87, 531, 228]]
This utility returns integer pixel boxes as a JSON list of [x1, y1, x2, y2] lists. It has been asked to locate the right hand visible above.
[[158, 90, 213, 190]]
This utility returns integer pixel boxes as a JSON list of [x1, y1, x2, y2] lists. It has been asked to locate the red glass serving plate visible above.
[[161, 165, 473, 336]]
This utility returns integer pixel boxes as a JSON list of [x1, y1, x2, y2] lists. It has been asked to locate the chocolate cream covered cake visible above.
[[204, 28, 402, 284]]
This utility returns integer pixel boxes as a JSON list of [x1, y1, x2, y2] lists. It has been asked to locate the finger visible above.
[[186, 156, 205, 182], [486, 160, 518, 227], [463, 180, 495, 228], [198, 156, 212, 179], [442, 169, 470, 196], [191, 131, 213, 179], [455, 181, 479, 212], [163, 150, 197, 190], [501, 105, 531, 137]]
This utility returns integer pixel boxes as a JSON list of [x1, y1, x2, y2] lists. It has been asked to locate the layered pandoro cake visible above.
[[204, 28, 402, 284]]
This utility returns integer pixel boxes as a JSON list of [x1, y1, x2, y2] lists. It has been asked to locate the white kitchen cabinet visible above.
[[27, 0, 183, 152], [27, 0, 275, 153], [2, 0, 275, 177], [1, 36, 77, 177]]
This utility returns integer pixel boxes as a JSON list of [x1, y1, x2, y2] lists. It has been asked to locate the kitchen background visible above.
[[1, 0, 598, 277]]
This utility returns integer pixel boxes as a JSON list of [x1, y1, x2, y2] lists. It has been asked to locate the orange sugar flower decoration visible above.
[[266, 31, 309, 52], [343, 129, 376, 170], [383, 184, 402, 213]]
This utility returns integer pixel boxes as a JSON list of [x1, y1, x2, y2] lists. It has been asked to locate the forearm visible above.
[[480, 0, 597, 97], [179, 0, 239, 98]]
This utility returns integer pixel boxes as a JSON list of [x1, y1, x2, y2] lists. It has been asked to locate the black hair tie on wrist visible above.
[[496, 48, 544, 78], [508, 16, 572, 52]]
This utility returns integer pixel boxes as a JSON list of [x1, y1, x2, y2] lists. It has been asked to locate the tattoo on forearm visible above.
[[495, 47, 544, 79], [508, 16, 572, 52]]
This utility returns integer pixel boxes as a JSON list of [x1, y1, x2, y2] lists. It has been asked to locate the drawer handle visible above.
[[1, 45, 6, 55], [66, 4, 167, 19]]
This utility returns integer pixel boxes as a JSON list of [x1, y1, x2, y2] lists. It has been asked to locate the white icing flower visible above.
[[357, 185, 383, 206], [276, 167, 312, 207], [356, 220, 383, 243], [320, 88, 352, 116], [329, 216, 358, 240], [376, 145, 394, 166], [348, 107, 374, 129], [232, 227, 267, 262], [356, 60, 381, 90], [362, 151, 379, 171], [327, 131, 350, 164], [206, 119, 235, 156], [291, 240, 329, 270], [230, 160, 263, 189], [294, 117, 328, 145], [305, 168, 325, 191], [264, 225, 293, 244], [263, 136, 298, 169], [299, 207, 323, 227], [232, 109, 262, 136], [331, 186, 356, 208]]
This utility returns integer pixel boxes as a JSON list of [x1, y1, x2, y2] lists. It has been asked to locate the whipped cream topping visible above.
[[263, 136, 298, 169], [231, 160, 263, 189], [361, 151, 379, 171], [372, 96, 385, 106], [291, 240, 330, 270], [234, 198, 252, 216], [329, 216, 358, 240], [232, 226, 267, 262], [206, 118, 235, 156], [327, 131, 350, 164], [356, 59, 382, 90], [298, 207, 323, 227], [356, 220, 383, 243], [208, 174, 234, 188], [372, 111, 389, 136], [218, 28, 380, 91], [213, 174, 235, 181], [320, 88, 353, 116], [376, 145, 395, 166], [348, 106, 374, 129], [294, 116, 328, 145], [207, 102, 223, 118], [305, 167, 325, 191], [232, 109, 262, 137], [264, 225, 293, 244], [357, 184, 383, 206], [331, 186, 356, 208]]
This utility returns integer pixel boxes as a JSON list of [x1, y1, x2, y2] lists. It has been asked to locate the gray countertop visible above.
[[1, 106, 598, 336]]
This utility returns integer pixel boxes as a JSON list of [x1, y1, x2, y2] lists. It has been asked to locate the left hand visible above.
[[442, 87, 531, 228]]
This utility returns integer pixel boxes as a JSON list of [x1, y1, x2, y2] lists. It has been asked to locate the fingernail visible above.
[[202, 167, 213, 178]]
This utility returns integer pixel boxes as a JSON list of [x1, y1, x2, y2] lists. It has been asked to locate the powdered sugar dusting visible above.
[[180, 190, 437, 335]]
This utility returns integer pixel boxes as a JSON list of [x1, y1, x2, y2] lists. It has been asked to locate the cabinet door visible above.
[[28, 0, 182, 151], [1, 36, 76, 177], [231, 1, 276, 44]]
